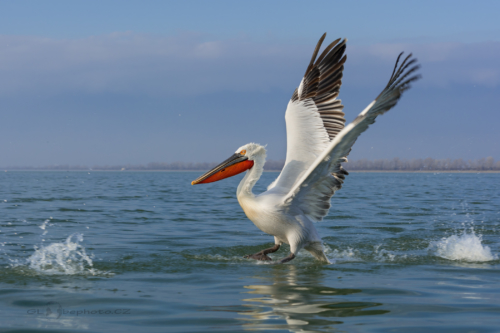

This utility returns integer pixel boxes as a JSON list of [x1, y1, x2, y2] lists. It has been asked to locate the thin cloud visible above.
[[349, 41, 500, 87], [0, 32, 498, 97]]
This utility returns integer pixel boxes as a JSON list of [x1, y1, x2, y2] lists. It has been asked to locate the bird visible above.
[[191, 33, 420, 263]]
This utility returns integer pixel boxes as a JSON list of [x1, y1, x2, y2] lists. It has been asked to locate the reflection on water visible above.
[[237, 267, 388, 332]]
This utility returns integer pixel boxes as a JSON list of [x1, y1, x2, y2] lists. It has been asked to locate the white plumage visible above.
[[192, 33, 420, 263]]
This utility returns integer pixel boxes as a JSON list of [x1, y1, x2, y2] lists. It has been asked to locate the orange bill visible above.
[[191, 153, 254, 185]]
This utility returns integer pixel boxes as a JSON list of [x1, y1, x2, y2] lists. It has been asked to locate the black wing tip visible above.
[[373, 52, 421, 102], [305, 33, 347, 78], [385, 52, 421, 90], [305, 33, 328, 77]]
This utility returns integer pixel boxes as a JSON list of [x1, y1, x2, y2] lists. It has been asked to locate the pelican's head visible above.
[[191, 143, 266, 185]]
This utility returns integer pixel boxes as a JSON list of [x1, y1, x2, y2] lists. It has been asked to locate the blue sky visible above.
[[0, 0, 499, 166]]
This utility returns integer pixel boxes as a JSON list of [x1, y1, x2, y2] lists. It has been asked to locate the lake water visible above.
[[1, 171, 499, 332]]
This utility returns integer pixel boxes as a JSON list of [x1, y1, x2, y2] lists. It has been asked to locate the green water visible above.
[[1, 171, 499, 332]]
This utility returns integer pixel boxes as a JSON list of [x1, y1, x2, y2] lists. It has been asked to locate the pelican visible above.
[[192, 33, 420, 263]]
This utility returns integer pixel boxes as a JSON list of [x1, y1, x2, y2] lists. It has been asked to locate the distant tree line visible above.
[[345, 157, 500, 171], [3, 157, 500, 171]]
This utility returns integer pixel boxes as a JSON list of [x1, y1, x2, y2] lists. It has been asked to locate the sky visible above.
[[0, 0, 499, 166]]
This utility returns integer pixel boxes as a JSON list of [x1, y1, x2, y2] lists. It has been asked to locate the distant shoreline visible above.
[[3, 169, 500, 173], [3, 157, 499, 173], [348, 170, 500, 173]]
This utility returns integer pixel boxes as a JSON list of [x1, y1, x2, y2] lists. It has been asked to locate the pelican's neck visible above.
[[236, 155, 265, 200]]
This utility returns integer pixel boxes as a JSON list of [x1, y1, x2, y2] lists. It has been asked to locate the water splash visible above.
[[39, 218, 52, 236], [324, 246, 361, 263], [429, 229, 498, 262], [26, 233, 101, 275]]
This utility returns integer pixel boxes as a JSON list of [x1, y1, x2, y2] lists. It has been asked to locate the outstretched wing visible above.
[[282, 53, 421, 221], [267, 34, 348, 195]]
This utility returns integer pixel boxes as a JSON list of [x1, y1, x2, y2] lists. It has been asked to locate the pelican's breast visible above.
[[238, 195, 293, 241], [238, 196, 262, 223]]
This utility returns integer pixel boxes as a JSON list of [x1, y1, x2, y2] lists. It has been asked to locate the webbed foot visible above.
[[278, 253, 295, 264], [244, 244, 281, 261]]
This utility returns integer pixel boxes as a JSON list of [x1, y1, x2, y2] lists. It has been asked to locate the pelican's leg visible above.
[[278, 253, 296, 264], [244, 244, 280, 261], [275, 239, 300, 264]]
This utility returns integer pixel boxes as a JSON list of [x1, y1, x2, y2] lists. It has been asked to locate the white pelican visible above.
[[192, 33, 420, 263]]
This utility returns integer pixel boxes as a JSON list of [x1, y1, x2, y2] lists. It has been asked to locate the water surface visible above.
[[1, 171, 499, 332]]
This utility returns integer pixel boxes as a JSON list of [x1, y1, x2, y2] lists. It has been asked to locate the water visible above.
[[1, 171, 499, 332]]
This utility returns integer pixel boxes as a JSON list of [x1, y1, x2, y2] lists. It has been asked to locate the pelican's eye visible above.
[[240, 149, 246, 155]]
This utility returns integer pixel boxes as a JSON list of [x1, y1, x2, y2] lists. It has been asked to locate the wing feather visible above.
[[282, 53, 421, 221], [267, 34, 348, 192]]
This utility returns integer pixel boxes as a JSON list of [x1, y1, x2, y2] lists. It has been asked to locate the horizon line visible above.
[[2, 157, 499, 172]]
